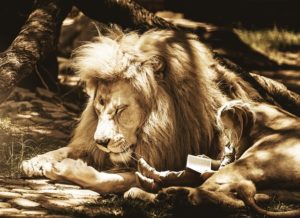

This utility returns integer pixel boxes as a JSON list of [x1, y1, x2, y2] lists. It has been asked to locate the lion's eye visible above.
[[115, 105, 128, 116]]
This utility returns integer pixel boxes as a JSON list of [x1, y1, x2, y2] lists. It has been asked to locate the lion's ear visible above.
[[143, 55, 166, 80]]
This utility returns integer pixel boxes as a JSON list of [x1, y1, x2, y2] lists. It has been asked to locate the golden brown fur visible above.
[[217, 100, 256, 165], [70, 27, 226, 171], [21, 27, 297, 194], [132, 101, 300, 217]]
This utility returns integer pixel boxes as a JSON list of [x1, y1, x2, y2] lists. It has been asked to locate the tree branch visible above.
[[73, 0, 177, 31], [0, 0, 71, 103]]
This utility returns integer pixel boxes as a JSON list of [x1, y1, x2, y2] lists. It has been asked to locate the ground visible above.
[[0, 13, 300, 218]]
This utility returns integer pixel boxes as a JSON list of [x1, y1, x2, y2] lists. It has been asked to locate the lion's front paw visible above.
[[20, 155, 55, 177]]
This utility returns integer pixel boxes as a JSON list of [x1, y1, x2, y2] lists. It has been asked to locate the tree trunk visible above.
[[0, 0, 71, 103], [73, 0, 177, 31]]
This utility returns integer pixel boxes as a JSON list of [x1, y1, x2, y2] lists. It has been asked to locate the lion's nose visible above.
[[96, 138, 110, 147]]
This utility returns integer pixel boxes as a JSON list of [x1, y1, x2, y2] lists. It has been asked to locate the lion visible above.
[[131, 100, 300, 217], [20, 27, 299, 194]]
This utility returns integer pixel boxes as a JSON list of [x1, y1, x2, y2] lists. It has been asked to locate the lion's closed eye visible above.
[[115, 105, 128, 116], [116, 106, 129, 122], [116, 106, 138, 127]]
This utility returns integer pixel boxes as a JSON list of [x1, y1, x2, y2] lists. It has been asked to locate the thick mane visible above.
[[72, 28, 224, 171]]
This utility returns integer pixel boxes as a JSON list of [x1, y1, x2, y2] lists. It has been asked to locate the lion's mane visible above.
[[70, 27, 230, 171]]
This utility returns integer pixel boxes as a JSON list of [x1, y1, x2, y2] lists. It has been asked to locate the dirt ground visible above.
[[0, 84, 81, 178]]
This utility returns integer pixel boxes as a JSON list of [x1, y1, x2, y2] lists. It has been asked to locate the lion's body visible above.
[[130, 101, 300, 217], [191, 102, 300, 216], [206, 102, 300, 187], [21, 27, 300, 194]]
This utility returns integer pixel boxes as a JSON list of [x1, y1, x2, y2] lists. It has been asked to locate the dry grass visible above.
[[234, 27, 300, 65], [0, 118, 27, 177], [0, 117, 63, 177]]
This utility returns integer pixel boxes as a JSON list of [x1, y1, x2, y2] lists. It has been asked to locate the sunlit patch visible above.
[[255, 150, 271, 161], [30, 128, 52, 135], [284, 144, 300, 163], [273, 117, 296, 128], [62, 17, 75, 26], [17, 114, 32, 119], [10, 198, 40, 208], [234, 27, 300, 65], [48, 198, 83, 207], [250, 168, 264, 178], [215, 174, 234, 184]]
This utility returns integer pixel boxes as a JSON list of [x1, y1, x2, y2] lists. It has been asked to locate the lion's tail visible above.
[[245, 196, 300, 218], [238, 180, 300, 218]]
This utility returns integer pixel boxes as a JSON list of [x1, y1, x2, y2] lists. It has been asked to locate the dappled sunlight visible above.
[[0, 177, 117, 217], [0, 87, 80, 177], [254, 69, 300, 93], [214, 173, 236, 185], [0, 1, 299, 217], [253, 103, 300, 132], [254, 150, 271, 161], [10, 198, 40, 208], [58, 74, 81, 86], [282, 143, 300, 164], [235, 27, 300, 65]]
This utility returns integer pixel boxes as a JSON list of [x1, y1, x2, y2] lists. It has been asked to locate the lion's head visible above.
[[217, 100, 256, 147], [72, 27, 223, 171], [92, 80, 144, 164]]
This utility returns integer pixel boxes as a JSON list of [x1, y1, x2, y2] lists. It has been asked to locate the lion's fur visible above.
[[69, 28, 229, 171], [68, 27, 272, 171], [217, 100, 256, 147]]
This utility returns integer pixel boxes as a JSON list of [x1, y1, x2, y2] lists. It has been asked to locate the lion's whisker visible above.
[[131, 151, 143, 161], [128, 153, 138, 162]]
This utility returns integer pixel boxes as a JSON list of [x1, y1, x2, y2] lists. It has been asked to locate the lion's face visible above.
[[93, 80, 144, 164]]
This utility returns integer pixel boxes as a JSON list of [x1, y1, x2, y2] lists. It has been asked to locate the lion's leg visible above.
[[157, 185, 245, 209], [20, 146, 72, 177], [137, 158, 201, 188], [136, 158, 214, 192], [21, 98, 98, 178], [43, 158, 137, 193]]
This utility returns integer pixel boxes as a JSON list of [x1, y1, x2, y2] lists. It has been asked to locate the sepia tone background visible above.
[[0, 0, 299, 217]]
